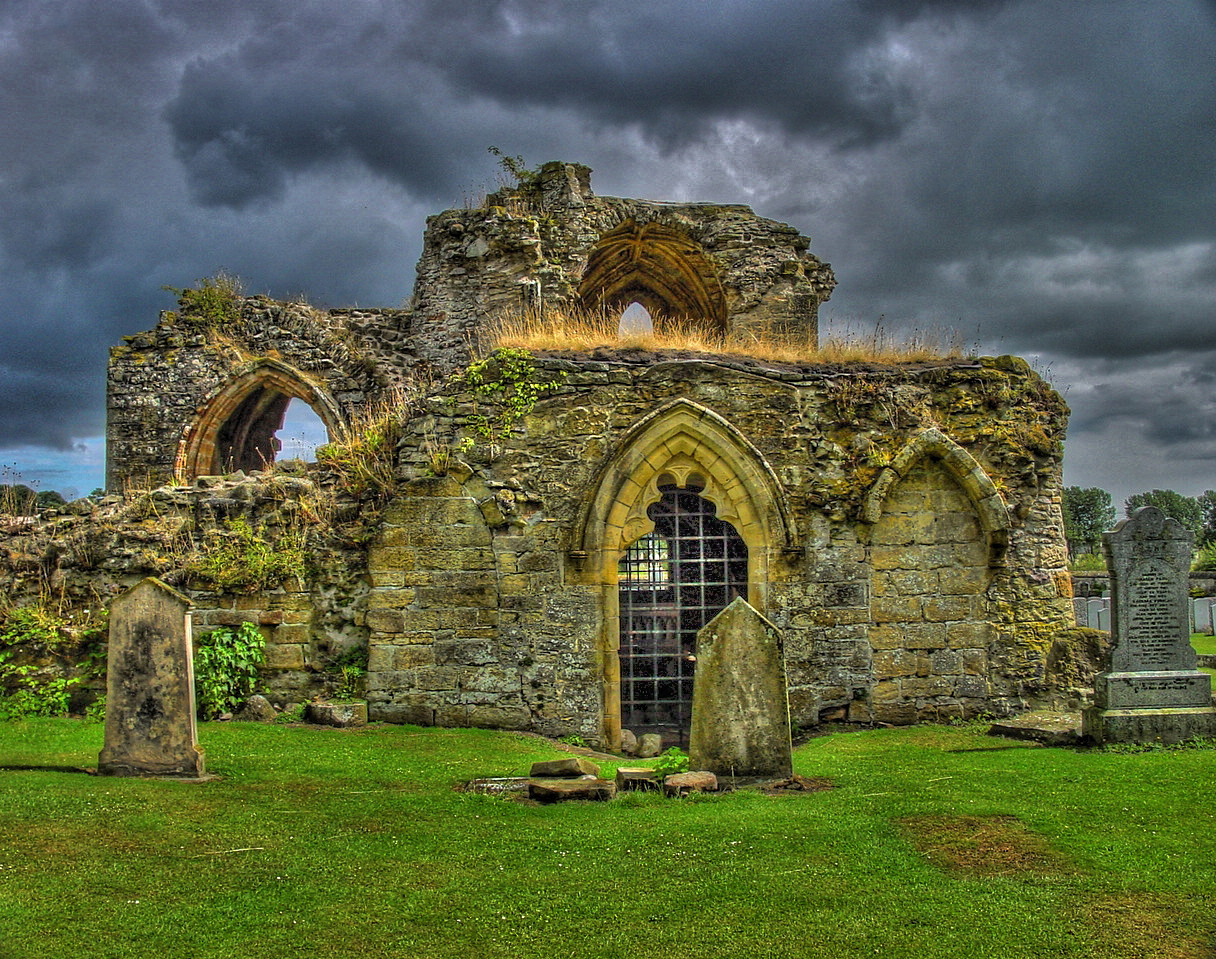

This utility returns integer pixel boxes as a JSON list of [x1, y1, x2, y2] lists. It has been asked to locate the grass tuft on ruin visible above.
[[487, 306, 967, 365]]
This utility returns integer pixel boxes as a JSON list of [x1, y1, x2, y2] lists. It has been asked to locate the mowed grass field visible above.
[[1, 719, 1213, 959]]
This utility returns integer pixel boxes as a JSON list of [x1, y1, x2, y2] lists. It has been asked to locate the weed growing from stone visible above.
[[184, 518, 312, 594], [489, 305, 965, 365], [460, 347, 567, 447], [161, 270, 244, 330]]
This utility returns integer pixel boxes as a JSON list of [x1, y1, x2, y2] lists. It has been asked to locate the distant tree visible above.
[[1124, 489, 1203, 540], [34, 490, 66, 508], [0, 483, 37, 514], [1061, 486, 1116, 557], [1199, 490, 1216, 548]]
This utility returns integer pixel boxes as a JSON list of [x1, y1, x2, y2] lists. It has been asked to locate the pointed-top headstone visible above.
[[689, 597, 793, 778], [1083, 507, 1216, 744], [98, 577, 206, 778]]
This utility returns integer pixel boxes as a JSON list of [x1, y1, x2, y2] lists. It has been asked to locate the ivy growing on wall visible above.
[[460, 348, 567, 448]]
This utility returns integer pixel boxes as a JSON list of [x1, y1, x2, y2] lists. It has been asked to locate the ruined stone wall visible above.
[[366, 351, 1074, 743], [15, 350, 1075, 739], [409, 162, 836, 371], [0, 470, 373, 709], [106, 163, 832, 491], [106, 297, 415, 490]]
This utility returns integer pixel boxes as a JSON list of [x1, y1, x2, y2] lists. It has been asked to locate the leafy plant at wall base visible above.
[[194, 622, 265, 719], [651, 747, 690, 780], [0, 651, 77, 720]]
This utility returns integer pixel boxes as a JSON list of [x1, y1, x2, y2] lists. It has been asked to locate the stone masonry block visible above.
[[366, 588, 418, 611], [265, 644, 305, 670], [923, 596, 976, 622], [365, 608, 406, 633], [871, 596, 923, 623]]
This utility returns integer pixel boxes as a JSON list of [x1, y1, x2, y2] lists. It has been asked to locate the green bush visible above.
[[162, 271, 243, 329], [194, 622, 265, 719]]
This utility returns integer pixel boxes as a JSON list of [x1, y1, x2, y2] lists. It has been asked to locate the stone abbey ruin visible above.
[[4, 162, 1084, 748]]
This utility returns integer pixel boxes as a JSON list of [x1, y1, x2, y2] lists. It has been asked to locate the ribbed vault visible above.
[[577, 220, 727, 334]]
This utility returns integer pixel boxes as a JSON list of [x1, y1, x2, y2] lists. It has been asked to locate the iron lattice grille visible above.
[[618, 485, 748, 735]]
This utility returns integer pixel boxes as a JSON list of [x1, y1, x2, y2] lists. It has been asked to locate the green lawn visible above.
[[1, 720, 1214, 959]]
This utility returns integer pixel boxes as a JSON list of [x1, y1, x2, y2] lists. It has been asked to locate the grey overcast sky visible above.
[[1, 0, 1214, 508]]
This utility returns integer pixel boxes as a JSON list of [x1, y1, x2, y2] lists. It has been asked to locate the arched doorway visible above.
[[618, 484, 748, 743]]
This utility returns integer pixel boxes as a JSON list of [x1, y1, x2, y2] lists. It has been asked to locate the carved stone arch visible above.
[[175, 359, 346, 480], [573, 398, 795, 749], [861, 428, 1010, 566], [577, 220, 727, 334], [574, 398, 796, 569]]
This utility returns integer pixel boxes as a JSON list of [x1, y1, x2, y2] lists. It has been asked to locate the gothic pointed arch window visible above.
[[572, 398, 796, 750]]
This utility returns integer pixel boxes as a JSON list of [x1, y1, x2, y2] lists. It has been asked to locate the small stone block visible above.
[[529, 757, 601, 778], [305, 702, 368, 727], [527, 778, 617, 802], [663, 771, 718, 797], [615, 767, 659, 791]]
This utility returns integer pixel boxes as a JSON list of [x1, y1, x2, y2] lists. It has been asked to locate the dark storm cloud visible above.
[[0, 0, 1214, 502], [165, 0, 1016, 208]]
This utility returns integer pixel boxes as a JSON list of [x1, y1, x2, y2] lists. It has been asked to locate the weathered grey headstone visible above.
[[1083, 508, 1216, 744], [98, 577, 206, 778], [689, 597, 793, 777]]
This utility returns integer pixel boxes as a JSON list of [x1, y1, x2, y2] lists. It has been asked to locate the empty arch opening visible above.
[[277, 398, 329, 464], [618, 301, 654, 336], [176, 361, 345, 480]]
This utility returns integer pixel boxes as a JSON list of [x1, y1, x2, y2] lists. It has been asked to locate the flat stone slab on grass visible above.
[[989, 711, 1082, 746], [527, 778, 616, 803], [529, 757, 600, 778]]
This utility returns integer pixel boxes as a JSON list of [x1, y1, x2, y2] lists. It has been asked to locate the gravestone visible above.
[[689, 597, 793, 777], [98, 577, 207, 778], [1082, 508, 1216, 744]]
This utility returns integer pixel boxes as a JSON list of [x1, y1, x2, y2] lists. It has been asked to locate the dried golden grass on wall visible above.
[[487, 307, 965, 365]]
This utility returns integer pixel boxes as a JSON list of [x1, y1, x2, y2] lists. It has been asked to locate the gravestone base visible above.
[[1082, 705, 1216, 745], [97, 749, 207, 779]]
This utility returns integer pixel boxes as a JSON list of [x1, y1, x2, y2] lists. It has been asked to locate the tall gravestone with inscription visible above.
[[1082, 507, 1216, 744], [689, 598, 793, 777], [98, 577, 207, 778]]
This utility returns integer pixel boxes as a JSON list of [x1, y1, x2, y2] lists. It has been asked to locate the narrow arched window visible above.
[[617, 485, 747, 743]]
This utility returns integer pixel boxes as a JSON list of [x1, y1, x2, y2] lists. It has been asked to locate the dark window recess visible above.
[[618, 485, 747, 742]]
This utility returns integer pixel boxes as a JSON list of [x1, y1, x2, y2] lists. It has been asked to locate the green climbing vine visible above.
[[460, 348, 567, 447]]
